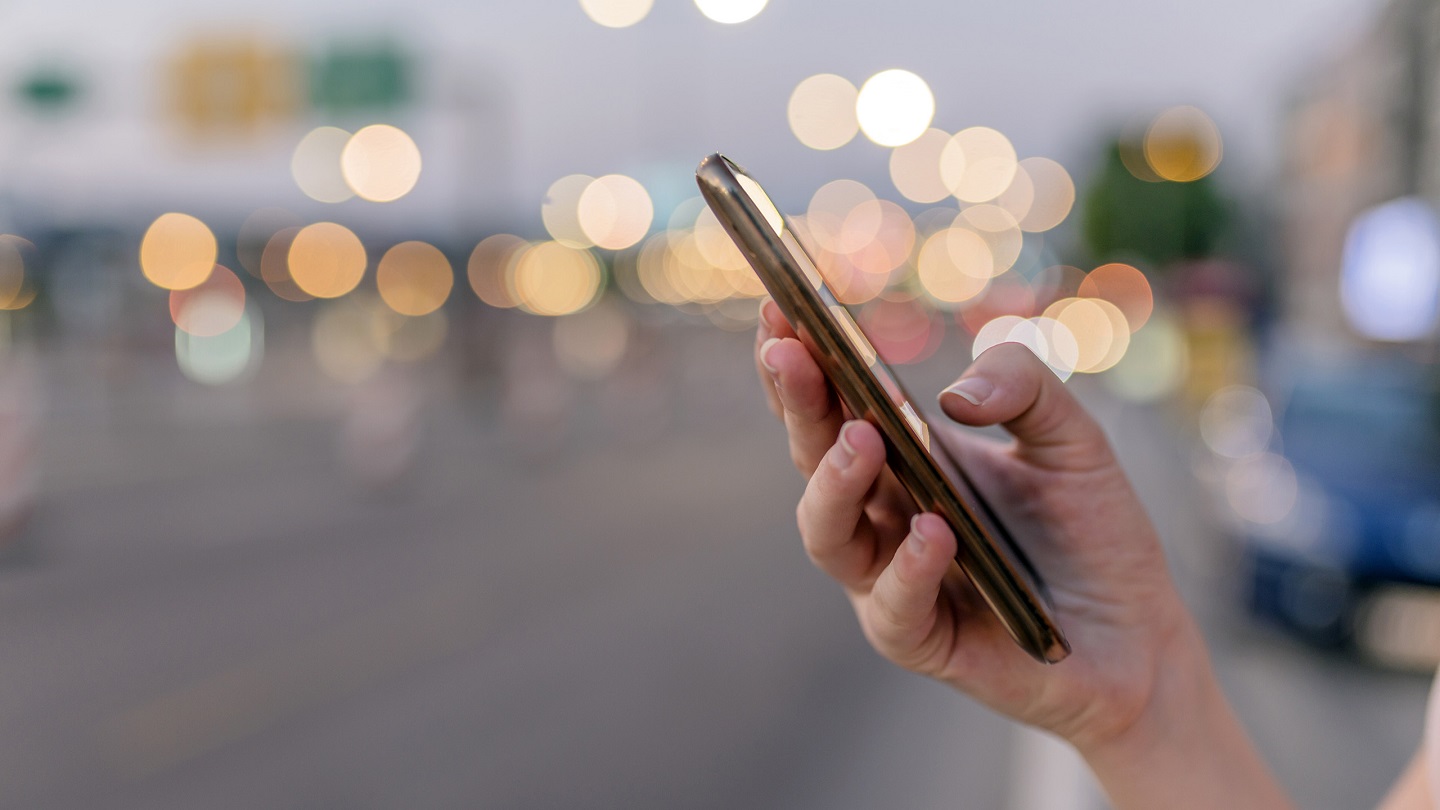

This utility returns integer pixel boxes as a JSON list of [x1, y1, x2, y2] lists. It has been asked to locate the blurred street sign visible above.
[[310, 41, 412, 114], [170, 38, 301, 137], [17, 66, 82, 114]]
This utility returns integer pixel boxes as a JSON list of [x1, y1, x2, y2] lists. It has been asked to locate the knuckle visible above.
[[794, 497, 812, 539], [860, 602, 917, 665], [868, 584, 906, 636], [789, 444, 811, 475], [795, 497, 830, 564], [861, 594, 940, 672]]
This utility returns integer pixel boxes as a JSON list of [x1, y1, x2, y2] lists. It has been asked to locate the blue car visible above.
[[1227, 360, 1440, 666]]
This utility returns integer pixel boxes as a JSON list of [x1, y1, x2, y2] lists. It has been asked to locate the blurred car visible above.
[[1211, 358, 1440, 668]]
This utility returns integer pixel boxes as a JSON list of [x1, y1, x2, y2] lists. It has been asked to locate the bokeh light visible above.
[[862, 298, 941, 365], [889, 128, 952, 203], [1014, 157, 1075, 232], [0, 236, 32, 310], [577, 174, 654, 250], [958, 277, 1035, 335], [1340, 197, 1440, 341], [176, 307, 259, 386], [916, 228, 991, 306], [0, 246, 19, 309], [958, 205, 1022, 276], [1225, 452, 1298, 525], [634, 233, 681, 305], [806, 179, 877, 253], [971, 314, 1028, 358], [820, 254, 890, 305], [292, 127, 354, 204], [542, 174, 596, 248], [237, 208, 301, 279], [1042, 297, 1131, 373], [994, 163, 1035, 223], [140, 213, 217, 291], [942, 127, 1017, 203], [1119, 116, 1162, 182], [288, 222, 367, 299], [693, 207, 756, 279], [341, 124, 422, 203], [377, 241, 453, 316], [579, 0, 653, 27], [855, 69, 934, 148], [843, 199, 914, 275], [668, 196, 708, 232], [664, 229, 735, 304], [260, 226, 313, 302], [1105, 310, 1188, 402], [1031, 316, 1081, 380], [1078, 262, 1153, 332], [468, 234, 528, 308], [1200, 385, 1274, 459], [694, 0, 767, 24], [169, 264, 246, 337], [972, 316, 1079, 381], [1032, 264, 1087, 306], [788, 74, 860, 151], [1144, 106, 1222, 182], [510, 241, 603, 316]]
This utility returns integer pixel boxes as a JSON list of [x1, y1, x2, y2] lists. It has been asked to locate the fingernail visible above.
[[758, 297, 777, 326], [759, 337, 780, 373], [835, 421, 860, 470], [909, 514, 929, 554], [941, 377, 994, 407]]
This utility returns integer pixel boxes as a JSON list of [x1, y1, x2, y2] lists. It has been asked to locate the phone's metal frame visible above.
[[697, 153, 1070, 664]]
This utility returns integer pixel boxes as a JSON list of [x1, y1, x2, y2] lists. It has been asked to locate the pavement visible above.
[[0, 318, 1428, 809]]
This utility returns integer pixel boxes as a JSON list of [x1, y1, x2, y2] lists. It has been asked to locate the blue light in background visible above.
[[1340, 196, 1440, 342]]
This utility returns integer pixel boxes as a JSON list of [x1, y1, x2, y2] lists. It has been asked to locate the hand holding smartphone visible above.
[[696, 153, 1070, 664]]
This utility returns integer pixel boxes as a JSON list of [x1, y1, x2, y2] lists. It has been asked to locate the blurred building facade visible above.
[[1280, 0, 1440, 340]]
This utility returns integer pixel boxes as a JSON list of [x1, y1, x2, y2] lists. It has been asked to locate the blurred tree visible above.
[[1080, 140, 1229, 271]]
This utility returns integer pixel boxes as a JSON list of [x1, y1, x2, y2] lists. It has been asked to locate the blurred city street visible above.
[[0, 322, 1426, 810], [1, 0, 1438, 807]]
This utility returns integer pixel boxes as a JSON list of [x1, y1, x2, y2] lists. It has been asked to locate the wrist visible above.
[[1072, 616, 1212, 760], [1073, 621, 1293, 810]]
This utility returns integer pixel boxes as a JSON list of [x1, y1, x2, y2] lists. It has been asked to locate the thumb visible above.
[[936, 342, 1114, 472]]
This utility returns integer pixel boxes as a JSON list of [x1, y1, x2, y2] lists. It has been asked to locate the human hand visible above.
[[753, 298, 1197, 752]]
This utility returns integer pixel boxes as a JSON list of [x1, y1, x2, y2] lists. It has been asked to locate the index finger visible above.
[[754, 298, 800, 417], [761, 335, 844, 476]]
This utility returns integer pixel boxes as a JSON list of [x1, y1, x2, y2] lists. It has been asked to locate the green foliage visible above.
[[1080, 140, 1229, 271]]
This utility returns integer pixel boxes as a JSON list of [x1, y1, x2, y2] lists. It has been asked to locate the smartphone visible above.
[[696, 153, 1070, 664]]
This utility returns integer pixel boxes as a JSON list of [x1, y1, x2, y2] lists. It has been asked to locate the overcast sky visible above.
[[0, 0, 1384, 226]]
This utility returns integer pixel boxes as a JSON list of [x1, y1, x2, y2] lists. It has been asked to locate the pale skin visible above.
[[754, 298, 1430, 809]]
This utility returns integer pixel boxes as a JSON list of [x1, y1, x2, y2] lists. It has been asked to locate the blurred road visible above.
[[0, 322, 1429, 809]]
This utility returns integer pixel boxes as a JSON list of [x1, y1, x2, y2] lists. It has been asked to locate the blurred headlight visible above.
[[1355, 585, 1440, 670]]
